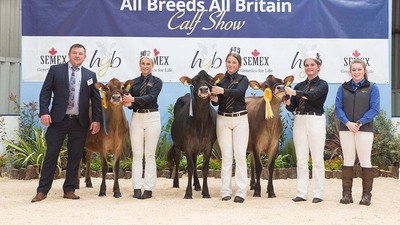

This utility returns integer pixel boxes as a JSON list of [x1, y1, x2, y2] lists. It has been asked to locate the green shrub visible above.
[[0, 154, 6, 168], [89, 154, 102, 171], [156, 157, 168, 171], [3, 95, 68, 171], [156, 104, 173, 159], [179, 155, 187, 171], [274, 154, 291, 168], [280, 139, 296, 167], [120, 157, 132, 171], [209, 158, 222, 170], [324, 157, 343, 170], [371, 110, 400, 168]]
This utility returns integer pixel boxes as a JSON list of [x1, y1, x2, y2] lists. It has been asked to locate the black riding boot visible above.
[[340, 166, 353, 204]]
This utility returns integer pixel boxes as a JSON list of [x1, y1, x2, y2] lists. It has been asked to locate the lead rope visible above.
[[189, 84, 194, 117], [99, 88, 108, 135]]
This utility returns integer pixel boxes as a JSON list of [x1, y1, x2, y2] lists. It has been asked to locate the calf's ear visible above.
[[124, 79, 134, 91], [179, 76, 192, 86], [284, 75, 294, 86], [249, 80, 262, 90], [95, 82, 107, 91], [213, 73, 225, 85]]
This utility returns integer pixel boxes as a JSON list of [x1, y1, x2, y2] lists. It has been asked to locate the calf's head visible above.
[[95, 78, 134, 107], [249, 74, 294, 102], [179, 70, 224, 99]]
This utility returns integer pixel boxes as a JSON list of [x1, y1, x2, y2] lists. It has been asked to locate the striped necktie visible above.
[[225, 77, 235, 112], [139, 78, 148, 96]]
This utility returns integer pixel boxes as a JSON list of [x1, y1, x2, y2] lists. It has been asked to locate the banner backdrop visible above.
[[22, 0, 389, 84]]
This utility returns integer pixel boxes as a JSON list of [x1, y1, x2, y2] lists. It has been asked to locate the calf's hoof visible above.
[[184, 194, 193, 199], [202, 193, 211, 198], [268, 193, 276, 198], [114, 192, 122, 198]]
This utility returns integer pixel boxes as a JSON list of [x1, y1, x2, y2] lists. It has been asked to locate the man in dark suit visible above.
[[32, 43, 102, 202]]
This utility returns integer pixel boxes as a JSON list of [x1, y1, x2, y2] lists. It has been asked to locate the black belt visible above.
[[65, 114, 79, 119], [218, 111, 248, 117], [135, 109, 158, 113], [295, 111, 323, 116]]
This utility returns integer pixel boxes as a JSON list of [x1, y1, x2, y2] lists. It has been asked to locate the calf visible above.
[[246, 74, 294, 197], [83, 78, 133, 198], [167, 70, 223, 199]]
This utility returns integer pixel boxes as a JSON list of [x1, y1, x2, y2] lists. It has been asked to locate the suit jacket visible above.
[[39, 63, 102, 127]]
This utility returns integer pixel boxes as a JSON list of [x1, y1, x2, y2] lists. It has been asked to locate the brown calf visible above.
[[246, 74, 294, 197], [83, 78, 133, 198]]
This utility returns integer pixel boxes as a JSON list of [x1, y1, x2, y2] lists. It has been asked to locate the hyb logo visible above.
[[242, 49, 269, 66], [89, 44, 122, 78], [40, 47, 67, 65], [191, 50, 223, 71], [343, 50, 371, 66]]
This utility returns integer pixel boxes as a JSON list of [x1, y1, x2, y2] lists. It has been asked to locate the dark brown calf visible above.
[[82, 78, 133, 198], [246, 74, 294, 197], [167, 70, 222, 199]]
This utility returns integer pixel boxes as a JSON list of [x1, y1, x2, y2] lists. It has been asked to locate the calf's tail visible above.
[[167, 144, 177, 168]]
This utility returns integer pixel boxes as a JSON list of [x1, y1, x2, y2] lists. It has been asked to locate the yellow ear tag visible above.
[[285, 81, 292, 87], [215, 78, 221, 84], [183, 80, 189, 86], [264, 88, 274, 119], [126, 83, 131, 91]]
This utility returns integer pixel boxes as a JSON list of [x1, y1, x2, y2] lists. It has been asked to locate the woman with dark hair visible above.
[[335, 59, 380, 206], [211, 47, 249, 203]]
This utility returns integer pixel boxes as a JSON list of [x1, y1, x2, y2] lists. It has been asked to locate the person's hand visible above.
[[40, 114, 52, 127], [123, 101, 131, 107], [285, 87, 296, 96], [211, 86, 224, 95], [345, 122, 359, 133], [284, 98, 291, 106], [90, 121, 100, 134], [210, 94, 218, 103], [122, 94, 134, 107]]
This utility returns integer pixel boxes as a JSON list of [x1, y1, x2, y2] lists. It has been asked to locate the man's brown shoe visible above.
[[31, 192, 47, 203], [63, 192, 80, 200]]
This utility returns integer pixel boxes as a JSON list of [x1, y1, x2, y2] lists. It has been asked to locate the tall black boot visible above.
[[340, 166, 353, 204], [359, 167, 374, 206]]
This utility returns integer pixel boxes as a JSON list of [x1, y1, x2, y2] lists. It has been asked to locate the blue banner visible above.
[[22, 0, 388, 38]]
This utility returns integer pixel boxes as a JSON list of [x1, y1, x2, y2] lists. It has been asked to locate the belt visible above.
[[218, 110, 248, 117], [295, 111, 323, 116], [65, 114, 79, 119], [134, 109, 158, 113]]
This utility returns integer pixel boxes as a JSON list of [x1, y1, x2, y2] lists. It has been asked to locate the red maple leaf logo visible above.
[[251, 49, 260, 57], [352, 50, 360, 57], [48, 48, 57, 55], [153, 48, 160, 56]]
